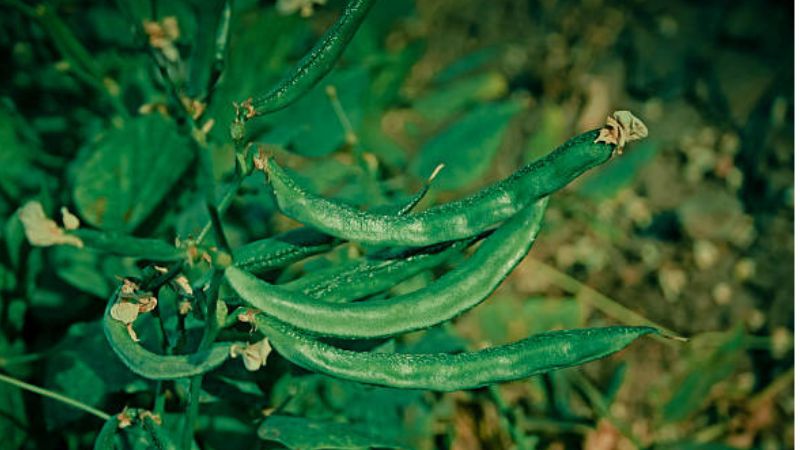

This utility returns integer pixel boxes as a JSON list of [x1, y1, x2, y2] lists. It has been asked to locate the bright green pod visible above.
[[140, 414, 177, 450], [281, 237, 475, 303], [266, 129, 616, 246], [232, 174, 437, 275], [103, 290, 233, 380], [93, 415, 119, 450], [244, 0, 376, 117], [225, 198, 547, 339], [72, 229, 185, 261], [233, 227, 339, 275], [252, 314, 658, 391]]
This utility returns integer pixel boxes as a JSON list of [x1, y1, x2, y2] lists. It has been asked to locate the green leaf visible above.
[[523, 102, 568, 163], [412, 71, 508, 123], [258, 415, 407, 449], [72, 114, 193, 232], [411, 99, 523, 190], [44, 320, 140, 429], [52, 246, 114, 298], [51, 244, 140, 299], [0, 107, 48, 200], [261, 68, 370, 157], [576, 138, 659, 199], [662, 327, 745, 422], [433, 47, 500, 84], [71, 229, 185, 261]]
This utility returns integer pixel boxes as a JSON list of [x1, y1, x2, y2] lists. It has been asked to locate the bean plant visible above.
[[6, 0, 670, 448]]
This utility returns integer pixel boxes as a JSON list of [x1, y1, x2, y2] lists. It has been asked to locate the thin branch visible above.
[[0, 372, 111, 421]]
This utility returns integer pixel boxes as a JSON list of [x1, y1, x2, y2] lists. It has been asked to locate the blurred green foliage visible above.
[[0, 0, 793, 449]]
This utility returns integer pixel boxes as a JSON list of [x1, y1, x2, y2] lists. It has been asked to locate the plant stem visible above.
[[202, 0, 232, 105], [197, 174, 246, 245], [0, 352, 49, 367], [0, 372, 110, 421], [487, 384, 532, 450], [181, 270, 224, 450], [181, 375, 202, 450]]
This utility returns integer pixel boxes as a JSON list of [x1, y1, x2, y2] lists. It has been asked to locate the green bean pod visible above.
[[281, 237, 475, 303], [233, 173, 438, 274], [140, 414, 177, 450], [72, 229, 186, 261], [103, 289, 234, 380], [267, 129, 616, 246], [93, 415, 120, 450], [233, 227, 339, 275], [252, 313, 657, 391], [225, 198, 547, 338], [244, 0, 376, 117]]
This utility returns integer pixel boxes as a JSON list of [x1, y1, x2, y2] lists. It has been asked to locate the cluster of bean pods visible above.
[[102, 0, 654, 392]]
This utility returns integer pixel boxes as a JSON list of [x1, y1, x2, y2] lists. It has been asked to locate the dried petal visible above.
[[174, 275, 193, 296], [120, 278, 139, 296], [60, 207, 81, 230], [178, 300, 192, 315], [230, 338, 272, 371], [19, 201, 83, 248], [137, 295, 158, 313], [110, 302, 140, 324], [594, 110, 648, 154], [137, 410, 162, 425], [125, 323, 139, 342], [116, 408, 133, 429]]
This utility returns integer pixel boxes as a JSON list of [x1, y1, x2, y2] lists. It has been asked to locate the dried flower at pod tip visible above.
[[594, 110, 649, 154]]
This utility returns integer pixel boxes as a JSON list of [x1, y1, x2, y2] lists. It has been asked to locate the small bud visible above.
[[116, 408, 134, 429], [231, 120, 246, 142]]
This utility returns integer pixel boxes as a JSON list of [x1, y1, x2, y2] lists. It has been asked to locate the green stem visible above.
[[180, 270, 224, 450], [182, 376, 202, 450], [197, 174, 246, 245], [0, 372, 110, 421], [202, 0, 232, 104], [0, 352, 49, 367], [487, 384, 531, 449], [153, 380, 166, 417], [325, 84, 375, 180]]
